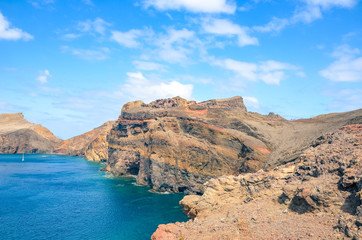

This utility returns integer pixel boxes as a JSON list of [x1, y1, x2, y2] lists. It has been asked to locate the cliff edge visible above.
[[152, 124, 362, 239], [106, 96, 362, 194]]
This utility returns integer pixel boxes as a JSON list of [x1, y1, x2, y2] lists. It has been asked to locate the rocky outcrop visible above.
[[107, 96, 272, 194], [55, 121, 115, 161], [106, 96, 362, 194], [0, 113, 62, 153], [152, 124, 362, 240]]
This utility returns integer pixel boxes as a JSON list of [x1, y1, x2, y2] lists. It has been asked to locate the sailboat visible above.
[[22, 153, 24, 162]]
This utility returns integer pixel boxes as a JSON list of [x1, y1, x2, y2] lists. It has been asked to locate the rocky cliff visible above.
[[106, 96, 362, 194], [152, 124, 362, 239], [0, 112, 115, 159], [0, 113, 62, 153], [55, 121, 115, 161]]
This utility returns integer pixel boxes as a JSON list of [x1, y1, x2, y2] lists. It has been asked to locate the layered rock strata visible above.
[[152, 124, 362, 240], [106, 96, 361, 194]]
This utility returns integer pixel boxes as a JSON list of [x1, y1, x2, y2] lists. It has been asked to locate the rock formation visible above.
[[0, 112, 115, 159], [106, 96, 362, 194], [152, 124, 362, 240], [0, 113, 62, 153], [55, 121, 115, 161]]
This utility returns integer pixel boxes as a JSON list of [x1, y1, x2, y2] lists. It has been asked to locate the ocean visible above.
[[0, 154, 188, 240]]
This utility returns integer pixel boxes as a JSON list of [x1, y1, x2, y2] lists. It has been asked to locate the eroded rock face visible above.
[[106, 96, 361, 194], [0, 113, 62, 153], [152, 124, 362, 240], [55, 121, 115, 161], [107, 97, 272, 194]]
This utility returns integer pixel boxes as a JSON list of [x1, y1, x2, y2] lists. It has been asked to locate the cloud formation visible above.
[[62, 46, 110, 60], [254, 0, 359, 33], [77, 18, 110, 36], [0, 12, 33, 41], [142, 0, 236, 14], [110, 29, 144, 48], [243, 96, 259, 109], [202, 18, 258, 46], [320, 45, 362, 82], [153, 28, 196, 63], [133, 60, 167, 71], [214, 58, 299, 85], [122, 72, 193, 102], [37, 70, 52, 84]]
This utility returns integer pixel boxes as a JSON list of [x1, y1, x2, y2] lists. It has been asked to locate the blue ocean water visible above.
[[0, 154, 188, 240]]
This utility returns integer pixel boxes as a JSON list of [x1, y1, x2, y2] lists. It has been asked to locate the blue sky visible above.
[[0, 0, 361, 139]]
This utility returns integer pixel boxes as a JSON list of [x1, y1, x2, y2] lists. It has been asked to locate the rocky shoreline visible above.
[[1, 96, 362, 196]]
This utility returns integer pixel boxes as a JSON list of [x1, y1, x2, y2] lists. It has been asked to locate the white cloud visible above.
[[214, 58, 298, 85], [302, 0, 358, 8], [292, 5, 323, 23], [62, 46, 110, 60], [133, 60, 167, 71], [111, 29, 144, 48], [77, 18, 110, 35], [111, 27, 199, 64], [253, 17, 289, 33], [292, 0, 358, 23], [0, 12, 33, 41], [254, 0, 359, 33], [149, 28, 196, 63], [320, 45, 362, 82], [122, 72, 193, 102], [202, 18, 258, 46], [37, 70, 52, 84], [142, 0, 236, 14], [243, 96, 259, 109]]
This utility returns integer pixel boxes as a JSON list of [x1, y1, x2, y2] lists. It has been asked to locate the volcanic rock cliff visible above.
[[152, 124, 362, 240], [55, 121, 115, 161], [106, 96, 362, 194], [0, 113, 62, 153]]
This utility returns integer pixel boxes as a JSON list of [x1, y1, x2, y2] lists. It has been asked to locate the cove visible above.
[[0, 154, 188, 240]]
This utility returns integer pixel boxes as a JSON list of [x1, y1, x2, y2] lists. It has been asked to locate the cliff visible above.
[[106, 96, 362, 194], [0, 112, 115, 159], [55, 121, 115, 161], [0, 113, 62, 153], [152, 124, 362, 239]]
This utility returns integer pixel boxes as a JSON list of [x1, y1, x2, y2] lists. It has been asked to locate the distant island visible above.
[[1, 96, 361, 239]]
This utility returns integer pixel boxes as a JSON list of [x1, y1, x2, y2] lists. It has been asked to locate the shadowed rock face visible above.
[[0, 113, 62, 153], [106, 96, 362, 194]]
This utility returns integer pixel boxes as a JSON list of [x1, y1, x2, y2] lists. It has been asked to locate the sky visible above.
[[0, 0, 361, 139]]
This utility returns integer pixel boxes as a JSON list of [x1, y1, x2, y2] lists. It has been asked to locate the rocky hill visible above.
[[106, 96, 362, 194], [152, 124, 362, 239], [0, 112, 115, 158], [54, 121, 115, 161], [0, 113, 62, 153]]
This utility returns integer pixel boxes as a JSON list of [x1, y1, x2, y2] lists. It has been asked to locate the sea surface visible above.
[[0, 154, 188, 240]]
